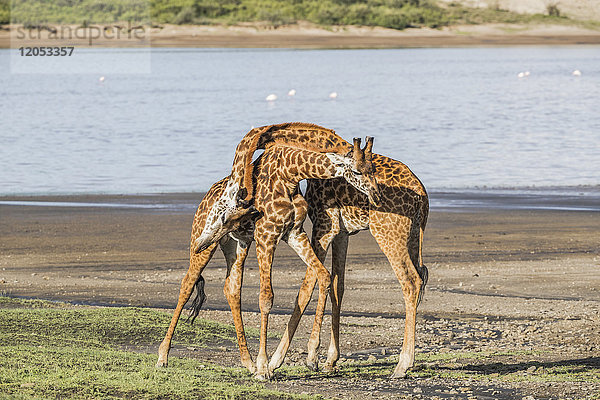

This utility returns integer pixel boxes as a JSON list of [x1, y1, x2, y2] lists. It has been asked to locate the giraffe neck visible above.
[[270, 146, 341, 185], [194, 144, 349, 255]]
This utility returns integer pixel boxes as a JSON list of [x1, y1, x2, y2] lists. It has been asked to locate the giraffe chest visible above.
[[339, 206, 369, 234], [229, 217, 256, 243], [253, 177, 302, 236]]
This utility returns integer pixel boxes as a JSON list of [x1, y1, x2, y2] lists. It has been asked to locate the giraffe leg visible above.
[[268, 264, 317, 372], [157, 242, 218, 368], [323, 233, 348, 371], [269, 194, 333, 372], [370, 215, 424, 379], [220, 236, 256, 374], [271, 229, 331, 373], [390, 254, 422, 379], [271, 211, 338, 372], [304, 214, 339, 370], [254, 229, 280, 380]]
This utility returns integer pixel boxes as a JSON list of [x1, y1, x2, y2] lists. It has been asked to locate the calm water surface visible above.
[[1, 47, 598, 195]]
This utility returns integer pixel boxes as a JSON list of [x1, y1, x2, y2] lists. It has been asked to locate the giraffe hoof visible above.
[[305, 360, 319, 372], [253, 371, 272, 381], [322, 363, 336, 372], [390, 370, 408, 379], [240, 363, 257, 375], [155, 360, 168, 368]]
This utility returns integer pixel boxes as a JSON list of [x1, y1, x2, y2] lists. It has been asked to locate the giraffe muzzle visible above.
[[194, 234, 215, 254]]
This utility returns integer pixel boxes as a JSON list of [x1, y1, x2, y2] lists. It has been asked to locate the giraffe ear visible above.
[[325, 153, 347, 166], [236, 188, 253, 208]]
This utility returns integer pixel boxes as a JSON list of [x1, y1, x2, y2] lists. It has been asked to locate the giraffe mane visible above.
[[235, 122, 352, 204], [263, 141, 350, 155]]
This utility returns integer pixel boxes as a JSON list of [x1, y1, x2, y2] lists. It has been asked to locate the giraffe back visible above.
[[370, 153, 428, 227], [306, 153, 428, 232], [231, 122, 353, 203]]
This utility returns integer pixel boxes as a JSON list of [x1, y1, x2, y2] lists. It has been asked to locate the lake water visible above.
[[1, 47, 598, 196]]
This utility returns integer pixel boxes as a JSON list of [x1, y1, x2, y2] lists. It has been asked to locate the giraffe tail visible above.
[[186, 275, 207, 324], [416, 265, 428, 307], [416, 226, 428, 307]]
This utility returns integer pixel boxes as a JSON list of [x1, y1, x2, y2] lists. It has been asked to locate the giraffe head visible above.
[[326, 136, 381, 207], [193, 181, 258, 254]]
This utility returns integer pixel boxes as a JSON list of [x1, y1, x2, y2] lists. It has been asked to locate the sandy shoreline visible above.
[[2, 188, 599, 212], [1, 191, 598, 310], [2, 23, 600, 48]]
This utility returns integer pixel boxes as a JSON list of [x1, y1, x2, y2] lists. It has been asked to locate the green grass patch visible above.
[[0, 297, 313, 400], [0, 297, 239, 349], [3, 0, 595, 31]]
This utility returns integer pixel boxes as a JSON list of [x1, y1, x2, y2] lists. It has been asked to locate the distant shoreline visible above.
[[2, 23, 600, 48], [1, 188, 599, 212]]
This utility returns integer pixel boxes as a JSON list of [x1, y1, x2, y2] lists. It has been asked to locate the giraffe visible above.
[[156, 177, 259, 373], [193, 122, 379, 254], [157, 138, 381, 380], [269, 153, 429, 379]]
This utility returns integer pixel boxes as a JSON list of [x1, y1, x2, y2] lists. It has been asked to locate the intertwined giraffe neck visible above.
[[193, 144, 379, 255]]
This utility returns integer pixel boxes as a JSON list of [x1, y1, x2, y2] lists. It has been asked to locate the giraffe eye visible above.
[[352, 170, 362, 176]]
